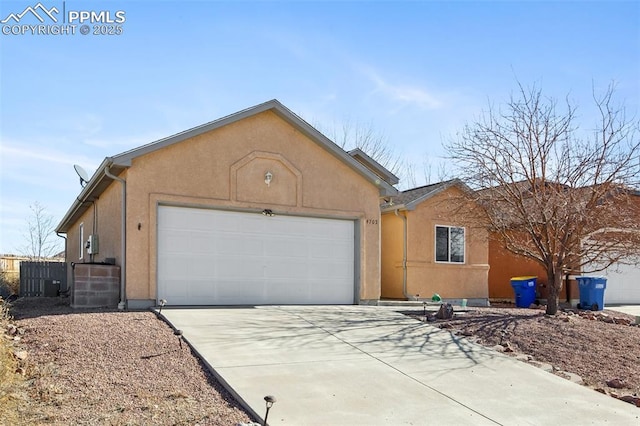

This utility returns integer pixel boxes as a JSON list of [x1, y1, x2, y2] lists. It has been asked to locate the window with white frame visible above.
[[79, 223, 84, 260], [435, 225, 465, 263]]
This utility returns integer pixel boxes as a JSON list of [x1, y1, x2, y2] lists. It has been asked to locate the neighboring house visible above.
[[582, 191, 640, 304], [380, 180, 490, 305], [584, 264, 640, 304], [55, 100, 398, 308], [488, 234, 579, 304], [488, 187, 640, 306]]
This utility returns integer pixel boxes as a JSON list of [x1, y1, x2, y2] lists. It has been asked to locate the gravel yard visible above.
[[5, 297, 640, 425], [6, 298, 253, 425]]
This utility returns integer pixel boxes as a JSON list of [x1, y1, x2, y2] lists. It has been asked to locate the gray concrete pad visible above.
[[161, 306, 640, 425], [608, 304, 640, 316]]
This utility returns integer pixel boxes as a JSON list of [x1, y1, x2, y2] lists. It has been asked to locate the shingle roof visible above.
[[381, 179, 467, 211]]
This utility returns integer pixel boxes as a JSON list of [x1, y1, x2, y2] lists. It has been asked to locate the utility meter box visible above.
[[86, 234, 99, 255]]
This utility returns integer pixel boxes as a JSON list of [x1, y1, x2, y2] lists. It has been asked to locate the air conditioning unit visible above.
[[86, 234, 99, 255]]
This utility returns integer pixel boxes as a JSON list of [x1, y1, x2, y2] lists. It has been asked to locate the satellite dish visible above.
[[73, 164, 90, 187]]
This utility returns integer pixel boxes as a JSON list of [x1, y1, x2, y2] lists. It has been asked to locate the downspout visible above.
[[56, 232, 67, 254], [394, 209, 409, 300], [56, 232, 68, 294], [104, 160, 127, 310], [90, 202, 98, 263]]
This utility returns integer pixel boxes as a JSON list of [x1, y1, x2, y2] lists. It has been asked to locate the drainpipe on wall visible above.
[[56, 232, 67, 253], [394, 209, 410, 300], [105, 160, 127, 311], [56, 232, 67, 293], [88, 201, 98, 263]]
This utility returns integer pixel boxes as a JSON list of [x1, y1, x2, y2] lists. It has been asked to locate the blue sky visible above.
[[1, 0, 639, 254]]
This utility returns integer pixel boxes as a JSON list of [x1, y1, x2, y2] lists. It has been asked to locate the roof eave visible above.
[[55, 159, 126, 233], [348, 148, 400, 186], [268, 105, 399, 196], [57, 100, 399, 231], [111, 99, 398, 196], [404, 179, 468, 209], [381, 203, 408, 213]]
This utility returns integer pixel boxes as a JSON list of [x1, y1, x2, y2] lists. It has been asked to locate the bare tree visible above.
[[319, 119, 404, 179], [446, 83, 640, 315], [21, 202, 62, 261], [318, 118, 456, 190], [422, 156, 452, 185], [403, 161, 418, 188]]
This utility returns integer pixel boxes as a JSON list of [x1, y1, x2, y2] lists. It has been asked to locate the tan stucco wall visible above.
[[121, 110, 382, 304], [64, 181, 123, 286], [381, 212, 405, 299], [382, 187, 489, 300], [488, 232, 579, 302]]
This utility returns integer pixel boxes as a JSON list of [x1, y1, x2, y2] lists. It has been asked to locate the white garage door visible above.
[[587, 263, 640, 305], [157, 206, 355, 305]]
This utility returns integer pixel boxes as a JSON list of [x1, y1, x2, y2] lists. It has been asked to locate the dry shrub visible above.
[[0, 298, 25, 425], [0, 271, 20, 296]]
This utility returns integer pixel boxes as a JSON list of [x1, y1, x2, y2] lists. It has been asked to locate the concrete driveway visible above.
[[161, 306, 639, 425], [609, 305, 640, 317]]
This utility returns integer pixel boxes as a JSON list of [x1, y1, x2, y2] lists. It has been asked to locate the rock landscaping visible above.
[[2, 297, 253, 425], [406, 303, 640, 408]]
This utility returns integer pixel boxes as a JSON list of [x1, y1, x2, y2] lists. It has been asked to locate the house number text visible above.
[[366, 219, 378, 225]]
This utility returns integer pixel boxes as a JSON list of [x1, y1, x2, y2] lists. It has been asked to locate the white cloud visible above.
[[0, 143, 95, 168], [362, 67, 443, 110], [82, 131, 166, 152], [0, 141, 101, 189]]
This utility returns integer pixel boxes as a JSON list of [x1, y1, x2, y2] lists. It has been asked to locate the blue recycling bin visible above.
[[576, 276, 607, 311], [510, 276, 537, 308]]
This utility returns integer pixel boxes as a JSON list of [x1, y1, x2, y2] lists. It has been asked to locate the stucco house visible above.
[[581, 191, 640, 304], [488, 234, 578, 304], [380, 180, 490, 305], [488, 187, 640, 305], [55, 100, 398, 308]]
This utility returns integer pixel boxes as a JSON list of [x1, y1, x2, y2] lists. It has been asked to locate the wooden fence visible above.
[[20, 261, 67, 297]]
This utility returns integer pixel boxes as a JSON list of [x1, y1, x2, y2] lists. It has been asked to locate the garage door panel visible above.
[[603, 266, 640, 304], [308, 283, 353, 303], [270, 219, 305, 235], [310, 262, 353, 280], [311, 241, 346, 258], [266, 280, 308, 300], [159, 256, 191, 279], [268, 259, 308, 279], [189, 280, 215, 298], [215, 280, 266, 302], [267, 239, 309, 258], [161, 280, 186, 298], [586, 261, 640, 304], [241, 238, 267, 256], [216, 258, 264, 279], [190, 258, 216, 278], [217, 235, 242, 253], [191, 233, 216, 252], [158, 206, 356, 305], [240, 215, 267, 233], [214, 215, 242, 232], [160, 230, 190, 253]]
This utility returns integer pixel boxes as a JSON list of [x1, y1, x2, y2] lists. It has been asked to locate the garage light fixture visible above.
[[265, 171, 273, 186]]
